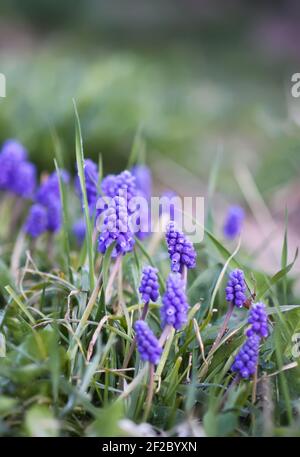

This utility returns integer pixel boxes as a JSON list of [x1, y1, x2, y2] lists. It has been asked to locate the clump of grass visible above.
[[0, 112, 299, 438]]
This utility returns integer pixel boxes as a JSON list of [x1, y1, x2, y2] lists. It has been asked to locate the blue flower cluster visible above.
[[225, 269, 247, 308], [246, 302, 268, 338], [24, 170, 69, 238], [223, 205, 245, 240], [231, 334, 260, 379], [231, 301, 269, 379], [98, 195, 135, 257], [0, 139, 36, 198], [139, 266, 160, 304], [134, 320, 162, 365], [101, 170, 137, 211], [165, 222, 197, 273], [161, 273, 189, 330]]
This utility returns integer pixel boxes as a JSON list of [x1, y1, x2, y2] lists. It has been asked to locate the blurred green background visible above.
[[0, 1, 300, 203]]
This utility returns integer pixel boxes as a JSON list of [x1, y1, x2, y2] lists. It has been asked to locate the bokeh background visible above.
[[0, 0, 300, 281]]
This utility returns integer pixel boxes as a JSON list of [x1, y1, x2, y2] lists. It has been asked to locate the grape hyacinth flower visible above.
[[101, 170, 137, 212], [72, 219, 86, 245], [1, 139, 27, 162], [98, 195, 135, 258], [24, 169, 68, 239], [37, 170, 69, 207], [24, 204, 48, 238], [225, 269, 247, 308], [223, 205, 245, 240], [0, 139, 36, 198], [12, 161, 37, 198], [231, 334, 260, 379], [46, 200, 61, 233], [139, 266, 160, 304], [165, 222, 197, 273], [161, 273, 189, 330], [134, 320, 162, 365], [246, 302, 268, 338]]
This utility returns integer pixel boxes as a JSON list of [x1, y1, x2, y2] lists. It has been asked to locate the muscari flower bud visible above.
[[161, 273, 189, 330], [98, 195, 135, 258], [24, 203, 48, 238], [134, 320, 162, 365], [12, 161, 37, 199], [139, 266, 160, 304], [231, 334, 260, 379], [1, 139, 27, 162], [46, 199, 61, 233], [101, 170, 137, 211], [223, 205, 245, 240], [165, 222, 197, 273], [0, 139, 36, 198], [246, 302, 268, 338], [37, 170, 69, 207], [225, 269, 247, 308]]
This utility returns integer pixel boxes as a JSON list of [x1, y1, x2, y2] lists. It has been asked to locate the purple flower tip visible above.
[[223, 205, 245, 240], [134, 320, 162, 365], [1, 139, 28, 162], [225, 269, 247, 308], [246, 302, 269, 338], [0, 139, 36, 197], [98, 195, 135, 257], [24, 204, 48, 238], [161, 273, 189, 330], [139, 266, 160, 304], [12, 161, 37, 198], [102, 170, 137, 208], [165, 222, 197, 273], [231, 334, 260, 379]]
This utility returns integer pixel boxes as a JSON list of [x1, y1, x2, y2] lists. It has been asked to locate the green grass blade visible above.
[[73, 99, 95, 290]]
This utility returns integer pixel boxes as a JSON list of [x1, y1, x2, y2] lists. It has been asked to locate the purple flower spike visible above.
[[98, 195, 135, 257], [12, 161, 36, 198], [1, 139, 28, 162], [46, 200, 61, 233], [225, 269, 247, 308], [134, 320, 162, 365], [37, 170, 69, 207], [165, 222, 197, 273], [161, 273, 189, 330], [131, 164, 152, 199], [246, 302, 268, 338], [231, 334, 260, 379], [223, 205, 245, 240], [0, 139, 35, 196], [139, 266, 160, 304], [101, 170, 137, 210], [24, 204, 48, 238]]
